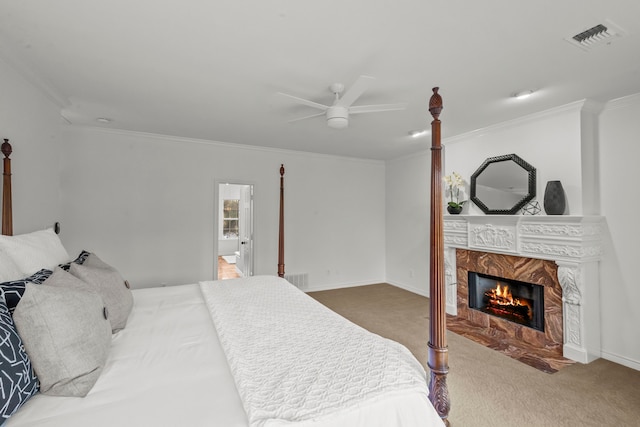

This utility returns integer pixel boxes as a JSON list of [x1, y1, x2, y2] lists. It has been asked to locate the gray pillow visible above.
[[69, 254, 133, 333], [44, 266, 95, 292], [13, 283, 111, 397]]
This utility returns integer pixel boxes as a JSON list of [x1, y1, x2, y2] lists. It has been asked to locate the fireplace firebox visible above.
[[468, 272, 545, 332]]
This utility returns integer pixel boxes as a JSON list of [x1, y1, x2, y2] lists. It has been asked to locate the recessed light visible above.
[[96, 117, 113, 123], [512, 89, 535, 100], [409, 130, 428, 138]]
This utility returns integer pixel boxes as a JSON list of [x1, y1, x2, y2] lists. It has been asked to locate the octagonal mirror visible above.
[[470, 153, 536, 214]]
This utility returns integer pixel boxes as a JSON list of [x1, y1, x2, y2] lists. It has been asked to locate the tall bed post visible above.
[[427, 88, 450, 425], [278, 164, 285, 278], [2, 139, 12, 236]]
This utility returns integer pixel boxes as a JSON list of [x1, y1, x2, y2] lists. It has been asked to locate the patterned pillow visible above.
[[58, 250, 92, 271], [0, 293, 39, 424], [0, 269, 53, 313]]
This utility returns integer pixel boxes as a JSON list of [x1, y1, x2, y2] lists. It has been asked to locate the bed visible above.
[[0, 88, 450, 426]]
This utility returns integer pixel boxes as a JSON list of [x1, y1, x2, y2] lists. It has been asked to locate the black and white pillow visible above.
[[58, 250, 92, 271], [0, 293, 39, 424], [0, 269, 53, 313]]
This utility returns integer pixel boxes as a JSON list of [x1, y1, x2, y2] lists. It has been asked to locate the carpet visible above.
[[309, 283, 640, 427]]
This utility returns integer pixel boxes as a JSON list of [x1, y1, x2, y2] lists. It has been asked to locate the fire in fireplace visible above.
[[468, 272, 545, 332]]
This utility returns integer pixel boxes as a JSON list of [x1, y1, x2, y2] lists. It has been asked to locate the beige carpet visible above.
[[309, 283, 640, 427]]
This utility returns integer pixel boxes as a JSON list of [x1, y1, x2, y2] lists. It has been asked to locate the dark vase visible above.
[[543, 180, 566, 215], [447, 205, 463, 215]]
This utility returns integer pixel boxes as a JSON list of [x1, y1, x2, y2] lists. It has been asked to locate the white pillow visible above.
[[0, 253, 24, 282], [0, 228, 70, 276]]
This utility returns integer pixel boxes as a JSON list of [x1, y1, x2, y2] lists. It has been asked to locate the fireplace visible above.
[[445, 248, 567, 372], [443, 215, 605, 364], [468, 272, 545, 332]]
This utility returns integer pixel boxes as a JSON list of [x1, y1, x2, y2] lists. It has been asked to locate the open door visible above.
[[216, 183, 254, 280], [237, 185, 253, 277]]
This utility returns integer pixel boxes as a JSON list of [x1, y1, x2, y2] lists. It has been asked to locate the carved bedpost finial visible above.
[[1, 139, 12, 158], [280, 164, 285, 177], [429, 87, 443, 120]]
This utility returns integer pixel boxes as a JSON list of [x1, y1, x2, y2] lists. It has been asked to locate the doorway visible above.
[[216, 182, 254, 280]]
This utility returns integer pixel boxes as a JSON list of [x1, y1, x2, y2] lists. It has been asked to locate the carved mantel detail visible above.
[[443, 215, 604, 364], [470, 224, 514, 250], [557, 265, 582, 305]]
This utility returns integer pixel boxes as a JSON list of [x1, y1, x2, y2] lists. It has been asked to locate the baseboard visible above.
[[385, 280, 429, 298], [601, 350, 640, 371]]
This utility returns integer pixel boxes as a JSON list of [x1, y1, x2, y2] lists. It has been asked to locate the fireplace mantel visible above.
[[443, 214, 605, 363]]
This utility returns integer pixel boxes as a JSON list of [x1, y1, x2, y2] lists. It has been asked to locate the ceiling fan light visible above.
[[513, 89, 535, 100], [326, 106, 349, 129], [409, 130, 428, 138], [327, 117, 348, 129]]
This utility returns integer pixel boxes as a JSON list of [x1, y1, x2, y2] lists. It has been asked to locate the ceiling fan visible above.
[[278, 75, 406, 129]]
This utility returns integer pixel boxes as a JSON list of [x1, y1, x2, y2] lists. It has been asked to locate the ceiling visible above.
[[1, 1, 639, 160]]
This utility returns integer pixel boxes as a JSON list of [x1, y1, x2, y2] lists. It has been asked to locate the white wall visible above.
[[385, 151, 431, 296], [598, 93, 640, 370], [0, 58, 62, 235], [59, 126, 386, 290], [442, 102, 586, 215], [385, 97, 640, 370]]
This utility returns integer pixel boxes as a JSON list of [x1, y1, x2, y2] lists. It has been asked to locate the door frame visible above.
[[213, 180, 255, 280]]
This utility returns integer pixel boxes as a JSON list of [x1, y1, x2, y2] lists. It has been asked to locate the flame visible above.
[[486, 283, 525, 306]]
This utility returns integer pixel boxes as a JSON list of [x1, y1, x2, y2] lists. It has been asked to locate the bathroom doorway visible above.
[[216, 182, 254, 280]]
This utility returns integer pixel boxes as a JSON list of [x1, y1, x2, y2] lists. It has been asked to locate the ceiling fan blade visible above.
[[287, 111, 326, 123], [278, 92, 329, 111], [335, 75, 375, 108], [349, 103, 407, 114]]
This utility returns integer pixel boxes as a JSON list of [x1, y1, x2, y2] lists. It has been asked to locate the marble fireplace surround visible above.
[[444, 215, 604, 364]]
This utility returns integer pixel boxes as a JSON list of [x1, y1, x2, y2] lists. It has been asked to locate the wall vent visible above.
[[284, 273, 309, 290], [565, 20, 627, 51]]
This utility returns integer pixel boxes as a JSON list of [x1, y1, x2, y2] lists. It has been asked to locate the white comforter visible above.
[[201, 276, 442, 427], [7, 277, 444, 427]]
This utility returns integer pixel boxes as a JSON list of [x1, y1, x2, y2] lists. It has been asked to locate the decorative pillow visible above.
[[69, 254, 133, 333], [0, 294, 39, 424], [13, 283, 111, 397], [44, 266, 94, 292], [0, 253, 24, 282], [0, 228, 70, 276], [0, 269, 53, 313], [58, 250, 92, 271]]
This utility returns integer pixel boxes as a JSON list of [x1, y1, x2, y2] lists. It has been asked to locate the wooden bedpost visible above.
[[427, 88, 450, 425], [2, 138, 13, 236], [278, 164, 285, 278]]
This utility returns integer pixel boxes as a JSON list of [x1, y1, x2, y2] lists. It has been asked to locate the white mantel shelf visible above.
[[443, 214, 605, 364], [443, 215, 604, 263]]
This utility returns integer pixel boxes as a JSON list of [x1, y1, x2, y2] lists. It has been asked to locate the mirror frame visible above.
[[470, 153, 536, 215]]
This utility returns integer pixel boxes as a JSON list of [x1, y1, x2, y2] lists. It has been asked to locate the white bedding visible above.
[[202, 276, 442, 427], [7, 283, 248, 427], [7, 277, 444, 427]]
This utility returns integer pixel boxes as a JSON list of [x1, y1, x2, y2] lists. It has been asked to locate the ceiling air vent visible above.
[[565, 20, 627, 51]]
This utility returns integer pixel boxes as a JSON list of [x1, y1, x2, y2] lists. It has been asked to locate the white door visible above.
[[238, 185, 253, 277]]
